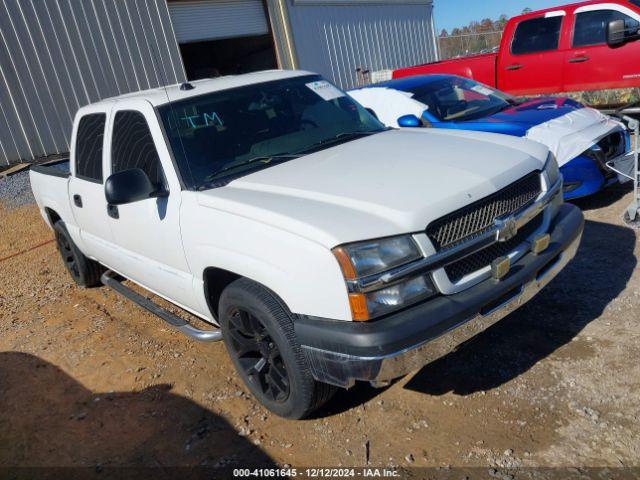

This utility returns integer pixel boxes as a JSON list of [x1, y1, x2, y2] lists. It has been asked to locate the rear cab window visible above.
[[75, 113, 106, 183], [511, 16, 563, 54], [111, 110, 166, 189], [573, 9, 640, 46]]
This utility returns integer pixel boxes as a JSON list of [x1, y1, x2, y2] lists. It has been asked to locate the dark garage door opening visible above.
[[179, 34, 277, 80]]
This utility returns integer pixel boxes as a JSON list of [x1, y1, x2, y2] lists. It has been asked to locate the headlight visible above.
[[333, 236, 436, 321], [543, 152, 563, 215], [543, 152, 560, 186], [365, 274, 436, 318], [332, 235, 422, 279]]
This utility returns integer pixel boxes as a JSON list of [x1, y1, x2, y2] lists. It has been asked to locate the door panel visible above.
[[107, 196, 197, 309], [564, 7, 640, 92], [69, 177, 118, 262], [499, 15, 565, 95], [68, 111, 119, 265], [104, 101, 199, 312]]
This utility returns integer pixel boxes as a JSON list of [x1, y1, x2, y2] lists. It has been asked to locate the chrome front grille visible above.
[[444, 212, 544, 282], [426, 172, 542, 251]]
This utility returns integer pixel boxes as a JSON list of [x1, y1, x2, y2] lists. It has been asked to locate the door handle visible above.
[[506, 64, 523, 71], [107, 204, 119, 219], [73, 194, 82, 208], [568, 56, 590, 63]]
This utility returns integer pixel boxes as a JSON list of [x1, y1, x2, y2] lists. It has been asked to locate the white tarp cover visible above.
[[525, 107, 625, 167], [348, 88, 428, 127]]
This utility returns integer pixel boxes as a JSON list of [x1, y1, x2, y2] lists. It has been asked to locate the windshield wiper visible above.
[[202, 153, 301, 184], [292, 129, 385, 155], [197, 129, 386, 190]]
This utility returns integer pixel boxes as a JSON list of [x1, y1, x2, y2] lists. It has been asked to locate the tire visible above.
[[219, 278, 336, 419], [53, 221, 103, 288]]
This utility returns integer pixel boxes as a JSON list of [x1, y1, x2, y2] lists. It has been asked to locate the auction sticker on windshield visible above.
[[471, 84, 495, 96], [306, 80, 345, 101]]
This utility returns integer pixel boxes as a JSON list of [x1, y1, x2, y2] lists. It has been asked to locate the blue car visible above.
[[349, 75, 631, 200]]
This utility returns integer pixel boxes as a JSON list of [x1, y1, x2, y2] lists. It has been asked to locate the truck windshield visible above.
[[408, 77, 512, 122], [158, 74, 385, 189]]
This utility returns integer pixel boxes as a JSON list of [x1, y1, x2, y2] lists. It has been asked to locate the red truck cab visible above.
[[393, 0, 640, 97]]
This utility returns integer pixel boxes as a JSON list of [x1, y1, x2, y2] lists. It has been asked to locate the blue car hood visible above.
[[451, 97, 585, 137]]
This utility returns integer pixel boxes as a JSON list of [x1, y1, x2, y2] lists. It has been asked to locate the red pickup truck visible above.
[[393, 0, 640, 98]]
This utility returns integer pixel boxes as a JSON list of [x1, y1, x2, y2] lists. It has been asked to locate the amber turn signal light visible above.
[[333, 248, 371, 321], [332, 246, 357, 280], [348, 293, 370, 321]]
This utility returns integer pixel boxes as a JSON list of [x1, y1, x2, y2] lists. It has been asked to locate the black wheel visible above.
[[219, 278, 336, 419], [53, 221, 103, 288]]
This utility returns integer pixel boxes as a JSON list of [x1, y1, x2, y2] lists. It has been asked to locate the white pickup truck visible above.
[[30, 70, 584, 419]]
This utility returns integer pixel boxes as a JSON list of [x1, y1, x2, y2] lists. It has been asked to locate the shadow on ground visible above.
[[570, 183, 632, 212], [405, 219, 636, 396], [313, 383, 391, 418], [0, 352, 273, 474]]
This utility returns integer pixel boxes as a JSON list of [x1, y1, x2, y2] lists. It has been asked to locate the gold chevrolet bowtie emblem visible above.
[[496, 216, 518, 242]]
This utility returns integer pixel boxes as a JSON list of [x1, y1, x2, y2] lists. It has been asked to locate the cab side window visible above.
[[75, 113, 106, 183], [511, 16, 563, 54], [573, 9, 640, 47], [111, 111, 165, 188]]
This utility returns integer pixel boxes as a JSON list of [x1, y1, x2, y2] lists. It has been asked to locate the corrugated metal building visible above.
[[286, 1, 438, 89], [0, 0, 437, 166]]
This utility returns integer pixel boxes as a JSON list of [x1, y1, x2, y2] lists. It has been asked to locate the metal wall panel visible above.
[[0, 0, 186, 165], [168, 0, 269, 43], [286, 1, 437, 89]]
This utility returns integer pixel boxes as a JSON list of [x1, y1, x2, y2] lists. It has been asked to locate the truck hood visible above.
[[196, 129, 547, 248]]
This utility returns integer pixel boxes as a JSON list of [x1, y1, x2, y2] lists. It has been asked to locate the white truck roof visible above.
[[85, 70, 313, 110]]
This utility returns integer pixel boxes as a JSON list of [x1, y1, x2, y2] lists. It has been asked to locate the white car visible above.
[[30, 70, 584, 419]]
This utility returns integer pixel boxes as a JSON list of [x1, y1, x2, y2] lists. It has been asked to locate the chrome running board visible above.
[[100, 270, 222, 342]]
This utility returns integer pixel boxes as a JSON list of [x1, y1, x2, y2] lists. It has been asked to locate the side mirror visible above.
[[105, 168, 166, 205], [397, 114, 422, 128], [607, 19, 627, 47]]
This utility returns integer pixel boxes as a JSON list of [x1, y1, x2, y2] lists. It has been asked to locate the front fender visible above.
[[180, 193, 352, 322]]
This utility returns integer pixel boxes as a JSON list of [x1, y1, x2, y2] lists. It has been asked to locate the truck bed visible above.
[[29, 157, 74, 231], [392, 53, 497, 87], [30, 158, 70, 178]]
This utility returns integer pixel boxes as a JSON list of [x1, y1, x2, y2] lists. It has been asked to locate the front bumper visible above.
[[562, 148, 633, 200], [295, 204, 584, 388]]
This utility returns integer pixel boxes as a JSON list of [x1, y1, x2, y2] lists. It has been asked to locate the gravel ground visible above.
[[0, 183, 639, 475], [0, 171, 34, 209]]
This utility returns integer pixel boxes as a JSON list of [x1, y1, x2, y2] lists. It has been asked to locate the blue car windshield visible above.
[[158, 74, 385, 189], [408, 77, 512, 122]]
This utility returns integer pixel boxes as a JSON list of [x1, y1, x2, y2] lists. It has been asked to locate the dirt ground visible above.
[[1, 181, 639, 473]]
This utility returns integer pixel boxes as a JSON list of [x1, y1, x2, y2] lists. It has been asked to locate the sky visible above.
[[434, 0, 570, 33]]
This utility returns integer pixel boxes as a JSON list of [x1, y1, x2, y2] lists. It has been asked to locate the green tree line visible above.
[[438, 9, 531, 59]]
